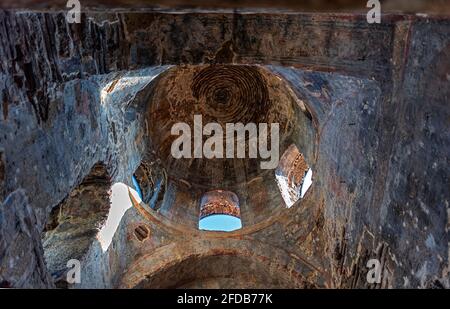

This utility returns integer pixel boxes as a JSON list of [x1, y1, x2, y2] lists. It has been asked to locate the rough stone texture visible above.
[[199, 190, 240, 219], [0, 189, 54, 288], [133, 159, 167, 208], [270, 17, 450, 288], [0, 62, 167, 287], [42, 163, 111, 287], [0, 149, 5, 201], [2, 0, 450, 14], [0, 8, 448, 289]]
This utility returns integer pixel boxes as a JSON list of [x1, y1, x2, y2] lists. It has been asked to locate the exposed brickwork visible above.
[[200, 201, 241, 219], [289, 152, 309, 188], [276, 144, 310, 207], [200, 190, 240, 219]]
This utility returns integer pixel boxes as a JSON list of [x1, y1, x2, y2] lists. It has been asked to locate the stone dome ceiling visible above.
[[0, 3, 448, 292], [146, 64, 298, 189]]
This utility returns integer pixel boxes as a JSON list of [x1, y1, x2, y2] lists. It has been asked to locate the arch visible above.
[[132, 160, 166, 210], [140, 64, 318, 228], [199, 190, 242, 232], [275, 144, 313, 208], [120, 238, 324, 289], [97, 182, 142, 252]]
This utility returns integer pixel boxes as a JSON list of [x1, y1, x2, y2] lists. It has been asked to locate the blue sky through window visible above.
[[199, 214, 242, 232], [131, 175, 143, 200]]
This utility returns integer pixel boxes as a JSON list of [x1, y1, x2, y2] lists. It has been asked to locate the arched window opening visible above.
[[133, 161, 166, 210], [199, 190, 242, 232], [97, 182, 142, 252], [275, 144, 313, 208]]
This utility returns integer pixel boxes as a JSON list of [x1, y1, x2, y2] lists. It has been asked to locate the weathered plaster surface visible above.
[[0, 10, 448, 288]]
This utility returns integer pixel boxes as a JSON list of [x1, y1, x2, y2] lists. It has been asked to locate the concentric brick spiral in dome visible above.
[[146, 65, 297, 188], [191, 65, 270, 125]]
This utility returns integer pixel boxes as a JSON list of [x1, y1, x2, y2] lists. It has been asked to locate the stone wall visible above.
[[0, 10, 448, 288], [0, 190, 54, 288]]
